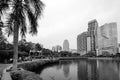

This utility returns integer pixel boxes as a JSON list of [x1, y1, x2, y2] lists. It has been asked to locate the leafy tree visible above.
[[35, 43, 42, 51], [0, 0, 44, 70], [26, 42, 34, 52], [18, 39, 26, 45], [6, 43, 13, 50], [42, 48, 53, 57], [0, 40, 7, 50], [18, 40, 34, 53], [0, 28, 9, 50]]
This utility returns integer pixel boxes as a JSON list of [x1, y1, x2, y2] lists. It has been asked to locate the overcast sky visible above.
[[7, 0, 120, 49]]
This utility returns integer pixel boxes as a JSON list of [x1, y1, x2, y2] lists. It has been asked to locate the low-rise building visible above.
[[52, 45, 62, 52], [70, 49, 77, 53]]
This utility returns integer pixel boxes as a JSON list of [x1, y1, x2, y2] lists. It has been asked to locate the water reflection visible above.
[[63, 64, 70, 78], [77, 60, 88, 80], [40, 59, 120, 80], [87, 60, 98, 80], [97, 60, 119, 80]]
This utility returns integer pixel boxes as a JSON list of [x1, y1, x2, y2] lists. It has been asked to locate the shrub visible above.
[[0, 50, 10, 63], [11, 70, 42, 80], [18, 60, 59, 73]]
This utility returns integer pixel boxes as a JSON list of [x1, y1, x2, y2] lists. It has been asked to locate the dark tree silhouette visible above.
[[35, 43, 42, 51]]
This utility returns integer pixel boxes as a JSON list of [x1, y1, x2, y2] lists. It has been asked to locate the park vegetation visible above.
[[0, 0, 45, 70]]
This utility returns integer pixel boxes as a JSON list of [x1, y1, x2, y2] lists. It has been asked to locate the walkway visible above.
[[0, 64, 11, 79]]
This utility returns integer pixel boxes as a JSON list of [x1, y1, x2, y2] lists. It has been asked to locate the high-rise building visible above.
[[87, 37, 91, 53], [77, 19, 118, 56], [87, 19, 98, 55], [119, 44, 120, 53], [77, 32, 87, 55], [63, 40, 69, 51], [97, 22, 118, 55]]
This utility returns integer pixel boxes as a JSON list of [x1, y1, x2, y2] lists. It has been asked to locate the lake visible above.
[[39, 59, 120, 80]]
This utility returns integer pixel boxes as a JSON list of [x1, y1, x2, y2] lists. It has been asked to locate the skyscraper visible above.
[[87, 36, 91, 53], [63, 39, 69, 51], [77, 32, 87, 55], [97, 22, 118, 55], [77, 19, 118, 56], [87, 19, 98, 55]]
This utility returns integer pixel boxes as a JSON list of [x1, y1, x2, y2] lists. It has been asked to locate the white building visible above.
[[63, 39, 69, 51], [97, 22, 118, 55], [70, 49, 77, 53], [87, 37, 91, 53], [52, 45, 62, 52]]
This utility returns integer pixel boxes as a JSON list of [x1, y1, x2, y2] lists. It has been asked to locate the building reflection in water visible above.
[[61, 60, 71, 79], [98, 60, 119, 80], [87, 60, 98, 80], [40, 59, 120, 80], [77, 60, 120, 80], [63, 64, 70, 78], [77, 60, 88, 80]]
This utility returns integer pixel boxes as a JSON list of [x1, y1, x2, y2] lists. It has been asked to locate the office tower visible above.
[[77, 32, 87, 55], [97, 22, 118, 55], [87, 36, 91, 53], [63, 40, 69, 51], [87, 19, 98, 55]]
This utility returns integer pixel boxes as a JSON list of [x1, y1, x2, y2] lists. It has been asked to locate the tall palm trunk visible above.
[[13, 26, 19, 70]]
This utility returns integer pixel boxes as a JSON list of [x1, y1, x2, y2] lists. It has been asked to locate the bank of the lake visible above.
[[18, 59, 59, 72], [0, 64, 11, 79], [59, 57, 120, 60], [1, 59, 59, 80], [39, 58, 120, 80], [2, 57, 120, 80]]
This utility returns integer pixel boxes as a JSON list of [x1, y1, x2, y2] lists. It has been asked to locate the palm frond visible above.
[[23, 0, 45, 35], [0, 0, 10, 14], [6, 13, 14, 36], [19, 11, 27, 38], [26, 0, 45, 19], [27, 10, 38, 35], [5, 0, 45, 37], [13, 0, 27, 38]]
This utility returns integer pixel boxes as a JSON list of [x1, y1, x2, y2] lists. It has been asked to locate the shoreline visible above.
[[1, 59, 59, 80], [59, 57, 120, 60], [1, 57, 120, 80]]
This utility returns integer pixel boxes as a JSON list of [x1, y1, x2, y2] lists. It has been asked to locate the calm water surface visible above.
[[39, 59, 120, 80]]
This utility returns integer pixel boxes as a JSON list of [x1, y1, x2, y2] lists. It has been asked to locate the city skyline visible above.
[[77, 19, 118, 56], [6, 0, 120, 49]]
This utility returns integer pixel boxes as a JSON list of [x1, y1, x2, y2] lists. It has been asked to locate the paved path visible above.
[[0, 64, 11, 79]]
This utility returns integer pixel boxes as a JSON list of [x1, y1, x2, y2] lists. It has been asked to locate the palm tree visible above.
[[0, 0, 44, 70]]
